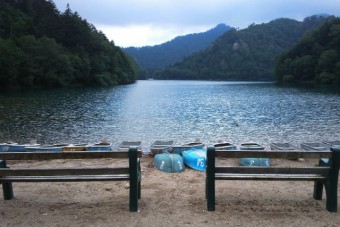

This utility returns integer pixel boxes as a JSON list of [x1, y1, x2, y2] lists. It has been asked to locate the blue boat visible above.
[[182, 148, 206, 171], [153, 153, 184, 173], [25, 144, 67, 152], [171, 142, 205, 155], [86, 142, 112, 151], [213, 142, 237, 151], [150, 140, 175, 156], [0, 142, 40, 152], [239, 143, 269, 166]]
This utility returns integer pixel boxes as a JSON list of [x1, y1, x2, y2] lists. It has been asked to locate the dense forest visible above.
[[276, 18, 340, 86], [0, 0, 137, 89], [123, 24, 231, 79], [155, 16, 333, 81]]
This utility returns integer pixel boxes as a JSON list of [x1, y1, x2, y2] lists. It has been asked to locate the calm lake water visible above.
[[0, 80, 339, 151]]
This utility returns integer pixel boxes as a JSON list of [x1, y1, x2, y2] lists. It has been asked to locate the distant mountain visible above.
[[123, 24, 231, 77], [156, 15, 334, 81]]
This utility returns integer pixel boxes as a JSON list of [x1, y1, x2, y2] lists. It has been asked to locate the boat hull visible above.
[[171, 142, 205, 155], [301, 142, 330, 151], [86, 142, 112, 151], [213, 142, 237, 151], [150, 140, 175, 156], [118, 141, 142, 151], [240, 143, 269, 166], [153, 153, 184, 173], [270, 143, 299, 150], [182, 148, 206, 171]]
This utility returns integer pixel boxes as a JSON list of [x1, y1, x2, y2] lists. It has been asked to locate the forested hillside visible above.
[[0, 0, 137, 89], [156, 16, 333, 81], [276, 18, 340, 86], [123, 24, 231, 78]]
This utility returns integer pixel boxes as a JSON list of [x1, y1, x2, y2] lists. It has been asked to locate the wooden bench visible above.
[[0, 147, 142, 212], [206, 146, 340, 212]]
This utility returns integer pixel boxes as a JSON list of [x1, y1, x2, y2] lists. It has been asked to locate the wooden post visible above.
[[313, 158, 329, 200], [0, 160, 14, 200], [326, 146, 340, 212], [129, 147, 138, 212], [206, 147, 216, 211]]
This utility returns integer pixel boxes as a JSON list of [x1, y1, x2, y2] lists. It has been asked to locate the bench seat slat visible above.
[[0, 167, 129, 176], [215, 166, 330, 175], [0, 174, 130, 182], [0, 151, 142, 160], [215, 150, 331, 159], [215, 173, 326, 181]]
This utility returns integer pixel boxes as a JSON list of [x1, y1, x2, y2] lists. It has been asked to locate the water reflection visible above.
[[0, 81, 339, 149]]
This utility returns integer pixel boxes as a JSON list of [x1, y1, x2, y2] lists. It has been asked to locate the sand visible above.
[[1, 155, 340, 227]]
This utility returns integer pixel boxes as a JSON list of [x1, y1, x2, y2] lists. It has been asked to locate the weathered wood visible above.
[[215, 166, 330, 175], [0, 150, 142, 160], [206, 146, 340, 212], [215, 173, 327, 181], [215, 150, 331, 159], [0, 167, 129, 176], [0, 175, 130, 182], [0, 147, 142, 212]]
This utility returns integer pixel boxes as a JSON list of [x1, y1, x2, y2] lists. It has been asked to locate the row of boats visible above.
[[0, 140, 339, 153]]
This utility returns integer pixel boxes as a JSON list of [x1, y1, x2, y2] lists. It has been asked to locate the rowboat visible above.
[[301, 142, 330, 151], [182, 148, 206, 171], [86, 141, 112, 151], [0, 142, 40, 152], [62, 144, 87, 152], [171, 142, 205, 155], [213, 142, 236, 151], [239, 142, 269, 166], [322, 141, 340, 146], [118, 141, 142, 151], [150, 140, 175, 156], [240, 142, 265, 150], [270, 143, 299, 150], [153, 153, 184, 173], [25, 144, 68, 152]]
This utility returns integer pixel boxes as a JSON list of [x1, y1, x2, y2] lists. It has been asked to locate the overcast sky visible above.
[[54, 0, 340, 48]]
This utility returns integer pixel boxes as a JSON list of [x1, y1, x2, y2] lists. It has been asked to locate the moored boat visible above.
[[322, 141, 340, 146], [213, 142, 236, 151], [118, 141, 142, 151], [62, 144, 87, 151], [25, 144, 67, 152], [301, 142, 330, 151], [86, 141, 112, 151], [171, 142, 205, 155], [153, 153, 184, 173], [150, 140, 175, 156], [240, 142, 269, 166], [182, 148, 206, 171], [0, 142, 40, 152], [270, 143, 299, 150]]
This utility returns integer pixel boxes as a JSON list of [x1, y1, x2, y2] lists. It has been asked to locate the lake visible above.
[[0, 80, 339, 151]]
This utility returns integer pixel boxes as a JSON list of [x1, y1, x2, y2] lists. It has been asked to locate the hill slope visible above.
[[0, 0, 137, 89], [156, 16, 333, 81], [123, 24, 231, 73], [276, 17, 340, 86]]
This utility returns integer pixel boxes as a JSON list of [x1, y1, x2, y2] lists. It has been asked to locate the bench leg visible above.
[[325, 147, 340, 212], [2, 182, 14, 200], [206, 147, 216, 211], [129, 147, 139, 212], [313, 181, 323, 200]]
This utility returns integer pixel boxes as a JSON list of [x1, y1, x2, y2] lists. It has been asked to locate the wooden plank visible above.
[[0, 167, 129, 176], [215, 166, 330, 175], [0, 151, 142, 160], [0, 175, 130, 182], [215, 173, 327, 181], [214, 150, 331, 159]]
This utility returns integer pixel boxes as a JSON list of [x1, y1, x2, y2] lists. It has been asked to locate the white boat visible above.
[[118, 141, 142, 151], [150, 140, 175, 156]]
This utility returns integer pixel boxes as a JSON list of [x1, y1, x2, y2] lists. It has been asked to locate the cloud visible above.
[[54, 0, 340, 47]]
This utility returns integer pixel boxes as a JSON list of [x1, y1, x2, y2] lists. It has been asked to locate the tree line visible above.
[[275, 17, 340, 86], [0, 0, 137, 89]]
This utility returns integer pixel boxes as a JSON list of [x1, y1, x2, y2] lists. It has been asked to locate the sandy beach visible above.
[[1, 155, 340, 227]]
